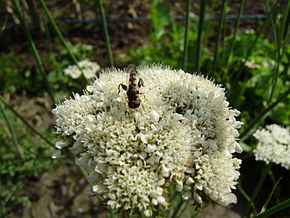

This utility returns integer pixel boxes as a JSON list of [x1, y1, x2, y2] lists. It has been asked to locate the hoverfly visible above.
[[118, 65, 144, 108]]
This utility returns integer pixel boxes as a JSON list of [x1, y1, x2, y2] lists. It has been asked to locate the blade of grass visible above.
[[96, 0, 114, 67], [212, 0, 227, 72], [0, 96, 92, 188], [25, 0, 43, 32], [0, 96, 54, 148], [240, 86, 290, 141], [12, 0, 55, 104], [268, 40, 281, 104], [1, 98, 92, 191], [259, 177, 282, 214], [238, 184, 257, 214], [268, 1, 290, 103], [231, 0, 279, 82], [265, 0, 279, 105], [269, 0, 290, 43], [246, 163, 272, 214], [253, 198, 290, 218], [0, 103, 24, 159], [183, 0, 192, 71], [281, 1, 290, 41], [224, 0, 246, 70], [244, 164, 272, 216], [38, 0, 80, 67], [265, 0, 278, 44], [195, 0, 206, 72]]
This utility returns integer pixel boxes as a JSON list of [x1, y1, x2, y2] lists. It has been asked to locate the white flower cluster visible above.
[[254, 124, 290, 169], [244, 60, 260, 69], [64, 60, 100, 79], [52, 65, 242, 216]]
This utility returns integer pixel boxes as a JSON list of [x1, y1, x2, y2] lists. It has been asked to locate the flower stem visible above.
[[0, 96, 54, 148], [171, 197, 185, 218], [195, 0, 206, 72], [38, 0, 81, 71], [0, 102, 24, 159], [238, 184, 257, 214], [212, 0, 227, 72], [244, 164, 272, 216], [12, 0, 55, 104], [224, 0, 246, 73], [259, 177, 282, 214], [183, 0, 192, 71], [268, 0, 290, 103], [231, 0, 279, 83], [253, 198, 290, 218], [96, 0, 114, 67]]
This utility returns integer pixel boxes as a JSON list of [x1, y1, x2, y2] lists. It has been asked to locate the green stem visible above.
[[108, 208, 117, 218], [260, 177, 282, 214], [212, 0, 227, 72], [0, 96, 54, 148], [25, 0, 43, 32], [265, 0, 278, 45], [0, 98, 91, 188], [0, 103, 24, 159], [240, 86, 290, 141], [38, 0, 79, 67], [281, 1, 290, 41], [195, 0, 206, 72], [96, 0, 114, 67], [183, 0, 192, 71], [171, 197, 185, 218], [254, 198, 290, 218], [12, 0, 55, 104], [224, 0, 246, 70], [231, 0, 279, 82], [176, 201, 189, 218], [238, 184, 257, 214], [268, 1, 290, 103], [244, 164, 272, 216], [268, 40, 282, 104]]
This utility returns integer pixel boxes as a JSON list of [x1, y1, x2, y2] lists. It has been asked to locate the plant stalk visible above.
[[13, 0, 55, 104], [96, 0, 114, 67], [212, 0, 227, 71], [195, 0, 206, 72], [240, 86, 290, 141], [0, 96, 54, 148], [224, 0, 246, 70], [39, 0, 80, 68], [183, 0, 192, 71], [0, 103, 24, 159]]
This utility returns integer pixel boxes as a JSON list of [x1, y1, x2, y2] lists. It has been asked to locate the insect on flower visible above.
[[118, 65, 144, 108]]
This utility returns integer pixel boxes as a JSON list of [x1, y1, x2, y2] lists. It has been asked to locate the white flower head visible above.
[[64, 60, 100, 79], [53, 65, 242, 216], [254, 124, 290, 169], [244, 60, 260, 69]]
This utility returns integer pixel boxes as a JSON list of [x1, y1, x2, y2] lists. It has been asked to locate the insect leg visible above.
[[118, 84, 127, 94]]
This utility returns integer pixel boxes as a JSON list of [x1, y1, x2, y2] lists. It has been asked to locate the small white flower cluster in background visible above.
[[244, 60, 260, 70], [52, 65, 242, 216], [64, 60, 100, 79], [254, 124, 290, 169]]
